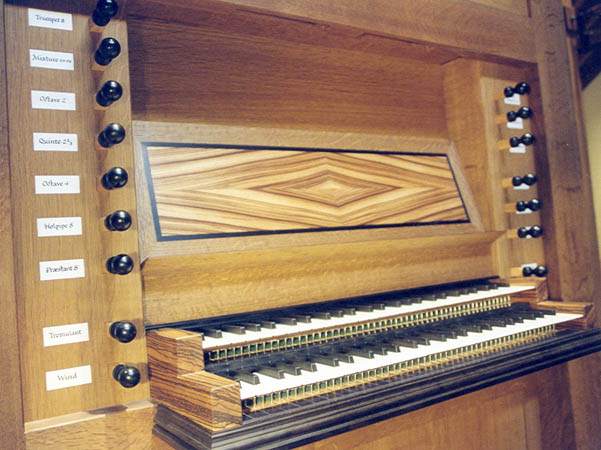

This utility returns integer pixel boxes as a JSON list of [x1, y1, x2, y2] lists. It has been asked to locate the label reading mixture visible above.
[[46, 365, 92, 391], [509, 143, 526, 154], [43, 323, 89, 347], [506, 117, 524, 130], [504, 94, 521, 106], [33, 133, 78, 152], [39, 258, 85, 281], [28, 8, 72, 31], [35, 175, 80, 194], [37, 217, 82, 237], [31, 90, 76, 111], [30, 49, 74, 71]]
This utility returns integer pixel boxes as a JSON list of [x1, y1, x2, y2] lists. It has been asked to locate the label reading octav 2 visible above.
[[28, 8, 73, 31], [31, 90, 76, 111]]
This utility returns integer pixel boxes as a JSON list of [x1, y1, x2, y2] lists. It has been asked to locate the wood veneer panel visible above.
[[126, 0, 536, 63], [4, 2, 148, 421], [0, 0, 25, 447], [144, 145, 468, 238], [127, 17, 448, 135]]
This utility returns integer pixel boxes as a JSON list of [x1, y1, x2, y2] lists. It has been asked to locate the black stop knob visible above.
[[523, 173, 537, 185], [96, 81, 123, 107], [534, 265, 548, 277], [504, 86, 515, 98], [110, 321, 137, 343], [530, 225, 543, 238], [92, 0, 119, 27], [105, 210, 132, 231], [520, 133, 535, 146], [113, 364, 140, 388], [522, 266, 534, 277], [515, 82, 530, 95], [516, 201, 527, 212], [101, 167, 128, 190], [507, 106, 532, 122], [98, 123, 126, 148], [106, 254, 134, 275], [528, 198, 542, 211], [509, 136, 521, 148], [517, 227, 529, 238], [94, 37, 121, 66]]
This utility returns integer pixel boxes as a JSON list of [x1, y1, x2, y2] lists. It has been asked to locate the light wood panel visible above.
[[142, 232, 500, 325], [144, 144, 468, 238], [0, 0, 25, 447], [127, 16, 448, 136], [4, 1, 148, 421], [126, 0, 536, 63]]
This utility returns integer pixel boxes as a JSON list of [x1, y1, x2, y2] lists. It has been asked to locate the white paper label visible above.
[[33, 132, 78, 152], [43, 323, 89, 347], [28, 8, 72, 31], [37, 217, 82, 237], [46, 365, 92, 391], [521, 262, 537, 270], [516, 209, 533, 215], [513, 184, 531, 191], [509, 143, 526, 154], [39, 258, 85, 281], [31, 90, 76, 111], [30, 49, 74, 71], [504, 94, 521, 106], [35, 175, 80, 194], [506, 117, 524, 129]]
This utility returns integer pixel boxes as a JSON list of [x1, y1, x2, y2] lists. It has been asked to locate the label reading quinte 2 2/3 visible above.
[[46, 365, 92, 391], [35, 175, 80, 194], [37, 217, 82, 237], [43, 322, 89, 347], [30, 49, 74, 71], [39, 258, 85, 281], [33, 133, 78, 152], [28, 8, 73, 31], [31, 90, 76, 111]]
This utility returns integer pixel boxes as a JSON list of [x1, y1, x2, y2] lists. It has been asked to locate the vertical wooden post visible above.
[[0, 0, 25, 447]]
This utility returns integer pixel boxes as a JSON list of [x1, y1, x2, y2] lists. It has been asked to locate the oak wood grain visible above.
[[142, 232, 500, 325], [0, 1, 25, 448], [126, 0, 536, 63], [4, 2, 149, 421]]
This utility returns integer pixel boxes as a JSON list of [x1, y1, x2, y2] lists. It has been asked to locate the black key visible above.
[[349, 303, 373, 312], [274, 363, 302, 376], [382, 343, 401, 353], [434, 291, 448, 299], [275, 317, 297, 326], [390, 338, 419, 348], [474, 284, 492, 291], [371, 302, 386, 310], [419, 332, 447, 342], [446, 289, 461, 296], [293, 314, 312, 323], [403, 335, 430, 345], [233, 371, 260, 385], [420, 293, 437, 301], [256, 367, 285, 379], [222, 324, 245, 335], [312, 311, 332, 320], [340, 307, 356, 316], [331, 352, 354, 363], [428, 328, 458, 339], [292, 360, 318, 372], [456, 322, 484, 333], [311, 355, 340, 367], [260, 320, 277, 329], [324, 309, 346, 318], [201, 328, 222, 338], [241, 322, 262, 332], [341, 346, 374, 359]]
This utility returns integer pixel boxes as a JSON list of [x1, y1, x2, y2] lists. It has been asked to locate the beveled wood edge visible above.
[[132, 121, 482, 260]]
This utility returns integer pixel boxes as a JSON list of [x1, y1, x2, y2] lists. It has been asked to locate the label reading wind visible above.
[[39, 258, 85, 281], [46, 365, 92, 391], [31, 90, 76, 111], [33, 133, 78, 152], [43, 323, 89, 347], [30, 49, 74, 71], [28, 8, 73, 31]]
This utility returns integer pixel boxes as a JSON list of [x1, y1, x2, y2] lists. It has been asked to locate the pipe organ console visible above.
[[1, 0, 600, 449]]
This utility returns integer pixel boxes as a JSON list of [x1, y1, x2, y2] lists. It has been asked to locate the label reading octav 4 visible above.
[[30, 49, 74, 71], [35, 175, 80, 194], [28, 8, 73, 31]]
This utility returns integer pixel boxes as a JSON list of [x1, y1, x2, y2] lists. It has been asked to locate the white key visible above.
[[203, 285, 533, 351]]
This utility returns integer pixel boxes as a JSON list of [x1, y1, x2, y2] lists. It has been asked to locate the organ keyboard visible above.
[[147, 279, 601, 449]]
